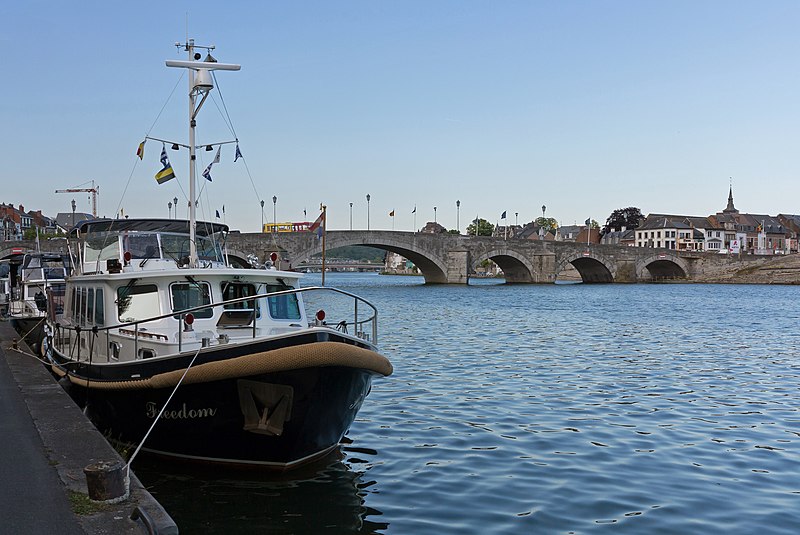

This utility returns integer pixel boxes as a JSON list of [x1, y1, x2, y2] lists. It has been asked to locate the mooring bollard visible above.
[[84, 460, 129, 503], [12, 338, 18, 350]]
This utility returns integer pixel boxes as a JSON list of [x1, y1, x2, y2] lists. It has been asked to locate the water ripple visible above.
[[139, 276, 800, 533]]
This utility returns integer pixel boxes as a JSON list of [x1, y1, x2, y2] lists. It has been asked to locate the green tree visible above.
[[601, 207, 642, 236], [22, 227, 39, 240], [466, 218, 494, 236], [535, 217, 559, 231], [447, 229, 460, 235]]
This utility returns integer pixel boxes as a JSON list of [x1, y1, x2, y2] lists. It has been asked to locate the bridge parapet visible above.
[[223, 231, 781, 284]]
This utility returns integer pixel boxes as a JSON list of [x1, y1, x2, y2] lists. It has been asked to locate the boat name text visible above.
[[145, 402, 218, 420]]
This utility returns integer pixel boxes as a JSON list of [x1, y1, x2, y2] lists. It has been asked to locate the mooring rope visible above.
[[125, 346, 204, 483]]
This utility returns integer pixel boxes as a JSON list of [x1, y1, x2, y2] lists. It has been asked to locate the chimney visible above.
[[18, 204, 24, 214]]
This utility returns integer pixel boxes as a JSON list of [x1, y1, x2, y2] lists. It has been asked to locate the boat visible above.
[[1, 251, 69, 348], [42, 40, 392, 469]]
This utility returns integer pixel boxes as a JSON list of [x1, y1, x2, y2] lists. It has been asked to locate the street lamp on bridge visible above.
[[434, 206, 437, 224], [456, 200, 460, 234], [349, 202, 353, 230], [366, 194, 371, 230], [168, 201, 172, 219], [272, 196, 277, 231], [260, 199, 264, 231]]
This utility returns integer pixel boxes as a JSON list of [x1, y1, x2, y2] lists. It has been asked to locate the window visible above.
[[171, 282, 213, 319], [95, 288, 104, 325], [78, 288, 86, 326], [266, 284, 301, 320], [122, 233, 160, 259], [87, 288, 94, 325], [117, 284, 160, 322], [218, 282, 259, 326]]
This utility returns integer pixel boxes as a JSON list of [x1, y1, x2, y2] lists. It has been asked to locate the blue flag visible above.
[[501, 211, 507, 219], [216, 210, 221, 218], [234, 143, 243, 162]]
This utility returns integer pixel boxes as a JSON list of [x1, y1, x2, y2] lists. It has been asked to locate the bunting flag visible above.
[[308, 211, 325, 233], [234, 143, 243, 162], [585, 218, 591, 226], [389, 210, 395, 217], [202, 146, 221, 182], [412, 206, 416, 214], [501, 211, 507, 219], [216, 210, 221, 218], [136, 140, 145, 160], [222, 205, 225, 214], [155, 144, 176, 184]]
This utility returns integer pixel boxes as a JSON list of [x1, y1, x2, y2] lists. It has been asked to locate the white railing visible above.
[[48, 286, 378, 362]]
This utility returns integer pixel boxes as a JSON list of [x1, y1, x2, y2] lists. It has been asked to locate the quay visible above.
[[0, 320, 178, 534]]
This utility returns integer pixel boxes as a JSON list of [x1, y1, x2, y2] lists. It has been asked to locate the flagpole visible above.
[[321, 204, 327, 287]]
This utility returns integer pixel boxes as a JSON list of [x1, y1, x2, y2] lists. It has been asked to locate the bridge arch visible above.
[[555, 251, 616, 283], [636, 253, 689, 281], [471, 249, 538, 283], [289, 233, 451, 284]]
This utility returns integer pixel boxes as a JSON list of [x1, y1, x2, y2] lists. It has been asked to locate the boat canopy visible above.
[[70, 218, 229, 237]]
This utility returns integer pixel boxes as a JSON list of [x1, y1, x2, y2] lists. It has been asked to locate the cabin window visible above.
[[87, 288, 95, 325], [117, 284, 160, 323], [170, 282, 213, 319], [218, 282, 259, 326], [265, 284, 301, 320], [79, 287, 87, 326], [95, 288, 105, 325], [84, 232, 121, 262], [123, 233, 161, 259], [138, 348, 157, 360]]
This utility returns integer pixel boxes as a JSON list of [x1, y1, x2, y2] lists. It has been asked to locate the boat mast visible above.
[[166, 39, 240, 267]]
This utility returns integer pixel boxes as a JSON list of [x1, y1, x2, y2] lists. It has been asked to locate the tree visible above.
[[535, 217, 559, 231], [466, 218, 494, 236], [447, 229, 460, 235], [602, 207, 642, 236]]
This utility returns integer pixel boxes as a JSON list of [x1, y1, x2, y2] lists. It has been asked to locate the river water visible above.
[[136, 273, 800, 534]]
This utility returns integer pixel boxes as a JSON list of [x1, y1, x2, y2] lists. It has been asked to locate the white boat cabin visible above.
[[58, 219, 308, 363]]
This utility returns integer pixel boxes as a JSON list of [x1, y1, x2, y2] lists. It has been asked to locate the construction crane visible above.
[[55, 180, 99, 217]]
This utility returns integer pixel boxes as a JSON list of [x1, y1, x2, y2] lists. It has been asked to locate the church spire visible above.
[[723, 183, 739, 214]]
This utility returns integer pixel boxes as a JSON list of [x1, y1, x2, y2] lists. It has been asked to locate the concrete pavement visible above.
[[0, 320, 177, 534]]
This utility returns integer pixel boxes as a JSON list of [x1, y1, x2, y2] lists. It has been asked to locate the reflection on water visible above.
[[137, 274, 800, 534], [135, 446, 387, 534]]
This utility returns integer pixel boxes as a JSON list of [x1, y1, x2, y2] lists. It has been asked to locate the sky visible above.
[[3, 1, 800, 233]]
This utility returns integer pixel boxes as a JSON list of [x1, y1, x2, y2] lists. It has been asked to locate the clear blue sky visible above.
[[3, 1, 799, 232]]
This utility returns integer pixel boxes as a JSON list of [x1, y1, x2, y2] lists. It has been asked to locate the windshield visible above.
[[82, 230, 224, 263]]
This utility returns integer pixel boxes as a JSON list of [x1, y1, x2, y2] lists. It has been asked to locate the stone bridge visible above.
[[3, 231, 767, 284], [226, 230, 750, 284]]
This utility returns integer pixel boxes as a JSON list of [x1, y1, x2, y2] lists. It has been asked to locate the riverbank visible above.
[[693, 252, 800, 284], [0, 320, 177, 534]]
